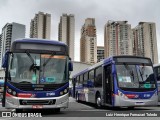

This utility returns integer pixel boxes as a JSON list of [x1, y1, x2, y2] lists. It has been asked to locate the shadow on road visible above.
[[77, 100, 155, 111]]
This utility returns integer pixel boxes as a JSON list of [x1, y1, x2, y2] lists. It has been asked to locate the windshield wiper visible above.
[[26, 51, 34, 64], [123, 63, 135, 81], [43, 52, 55, 67], [26, 51, 40, 72], [136, 65, 144, 82], [41, 52, 55, 78]]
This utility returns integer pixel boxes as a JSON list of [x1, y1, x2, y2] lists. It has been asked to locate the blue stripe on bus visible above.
[[6, 82, 69, 98]]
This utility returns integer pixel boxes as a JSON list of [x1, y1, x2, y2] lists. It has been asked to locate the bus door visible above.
[[72, 78, 76, 98], [103, 65, 112, 105]]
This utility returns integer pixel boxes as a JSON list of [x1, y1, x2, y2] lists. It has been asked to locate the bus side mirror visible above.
[[69, 61, 73, 71], [2, 51, 9, 68]]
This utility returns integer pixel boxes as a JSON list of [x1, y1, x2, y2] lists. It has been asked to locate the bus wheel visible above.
[[96, 94, 102, 109], [54, 108, 60, 113], [76, 92, 79, 102], [16, 109, 23, 113], [128, 107, 134, 110]]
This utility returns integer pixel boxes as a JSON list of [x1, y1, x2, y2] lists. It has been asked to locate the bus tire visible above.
[[76, 92, 79, 102], [95, 93, 102, 109], [16, 109, 23, 113], [54, 108, 60, 113], [128, 107, 134, 109]]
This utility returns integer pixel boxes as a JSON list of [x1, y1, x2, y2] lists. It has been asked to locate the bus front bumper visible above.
[[114, 95, 158, 107], [5, 93, 69, 109]]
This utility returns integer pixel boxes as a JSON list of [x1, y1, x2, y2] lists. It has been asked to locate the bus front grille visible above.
[[19, 99, 56, 105], [10, 82, 67, 91]]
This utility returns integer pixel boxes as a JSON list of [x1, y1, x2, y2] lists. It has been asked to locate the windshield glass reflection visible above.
[[116, 63, 156, 89], [8, 53, 68, 84]]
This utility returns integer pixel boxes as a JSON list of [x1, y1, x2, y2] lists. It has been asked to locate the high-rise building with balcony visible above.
[[30, 11, 51, 39], [0, 34, 2, 66], [97, 46, 104, 63], [132, 22, 158, 64], [58, 14, 75, 60], [0, 22, 25, 67], [80, 18, 97, 64], [104, 21, 133, 58]]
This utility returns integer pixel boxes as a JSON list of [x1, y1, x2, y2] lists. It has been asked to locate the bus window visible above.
[[156, 67, 160, 81], [84, 72, 88, 84], [89, 70, 94, 82], [95, 67, 102, 87], [9, 53, 18, 78], [76, 76, 80, 86], [80, 75, 84, 85]]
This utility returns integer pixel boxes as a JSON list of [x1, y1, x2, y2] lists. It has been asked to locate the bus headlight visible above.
[[7, 87, 17, 97], [12, 91, 17, 96], [64, 89, 67, 93], [59, 88, 68, 96], [7, 89, 12, 93], [60, 91, 63, 95], [118, 90, 128, 99]]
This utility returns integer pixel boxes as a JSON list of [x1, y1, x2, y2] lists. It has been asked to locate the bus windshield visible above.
[[8, 53, 68, 84], [116, 63, 156, 89]]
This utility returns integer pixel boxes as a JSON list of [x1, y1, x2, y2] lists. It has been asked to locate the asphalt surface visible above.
[[0, 97, 160, 119]]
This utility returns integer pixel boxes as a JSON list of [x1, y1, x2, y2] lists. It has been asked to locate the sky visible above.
[[0, 0, 160, 62]]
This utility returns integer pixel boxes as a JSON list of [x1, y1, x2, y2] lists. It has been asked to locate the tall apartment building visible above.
[[0, 22, 25, 67], [132, 22, 158, 64], [30, 11, 51, 39], [58, 14, 75, 60], [80, 18, 97, 64], [97, 46, 104, 62], [0, 34, 2, 66], [104, 21, 133, 58]]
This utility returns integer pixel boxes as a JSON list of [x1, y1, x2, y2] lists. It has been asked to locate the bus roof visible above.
[[10, 38, 68, 55], [72, 55, 151, 78], [12, 38, 67, 46]]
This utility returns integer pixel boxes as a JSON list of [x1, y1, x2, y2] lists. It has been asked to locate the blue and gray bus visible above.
[[72, 56, 158, 108], [2, 38, 73, 112], [0, 79, 4, 102], [153, 64, 160, 104]]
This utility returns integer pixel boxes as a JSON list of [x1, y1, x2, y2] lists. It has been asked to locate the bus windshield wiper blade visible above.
[[26, 51, 34, 64], [137, 66, 144, 82], [43, 52, 55, 67], [26, 51, 40, 72], [123, 63, 135, 81]]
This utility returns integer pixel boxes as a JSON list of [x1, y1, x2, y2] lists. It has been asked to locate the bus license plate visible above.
[[32, 105, 43, 109], [135, 102, 145, 105]]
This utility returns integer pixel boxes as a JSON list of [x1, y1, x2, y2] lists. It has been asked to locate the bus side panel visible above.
[[157, 81, 160, 103], [88, 87, 102, 104], [112, 63, 119, 107]]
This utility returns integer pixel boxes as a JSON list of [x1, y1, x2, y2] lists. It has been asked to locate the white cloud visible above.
[[0, 0, 160, 62]]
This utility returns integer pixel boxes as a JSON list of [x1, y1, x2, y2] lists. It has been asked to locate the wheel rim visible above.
[[96, 97, 101, 107]]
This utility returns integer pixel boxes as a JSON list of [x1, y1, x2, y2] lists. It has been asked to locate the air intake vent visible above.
[[19, 99, 56, 105]]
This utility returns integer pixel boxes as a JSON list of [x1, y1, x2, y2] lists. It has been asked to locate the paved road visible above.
[[0, 97, 160, 118]]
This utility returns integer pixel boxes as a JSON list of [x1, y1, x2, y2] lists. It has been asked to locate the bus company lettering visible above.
[[144, 94, 151, 98], [34, 88, 43, 91], [46, 92, 55, 96]]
